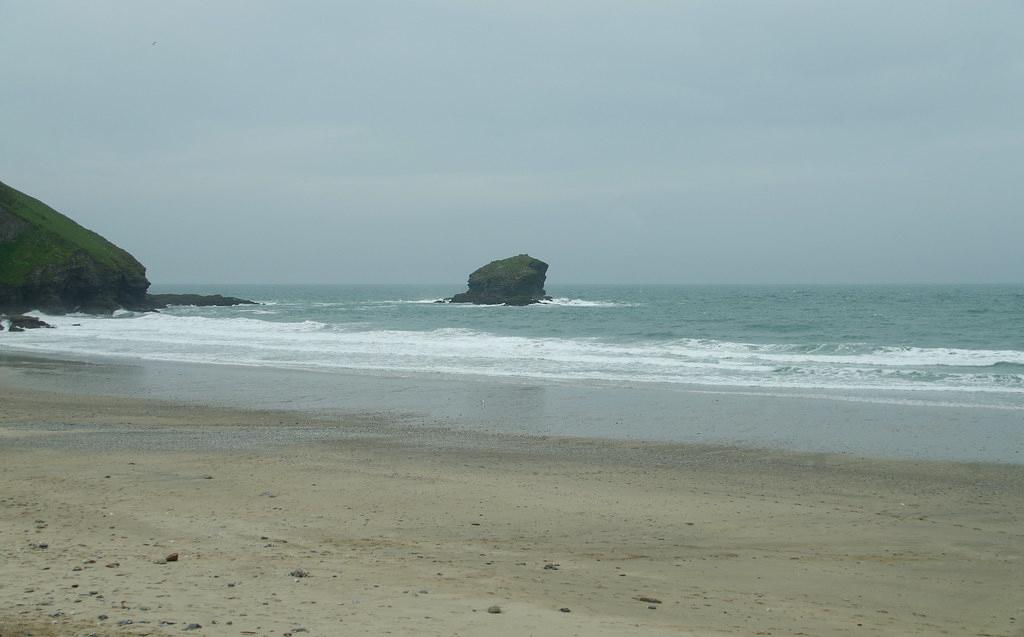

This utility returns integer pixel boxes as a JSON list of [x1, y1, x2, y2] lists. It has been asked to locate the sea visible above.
[[3, 284, 1023, 462]]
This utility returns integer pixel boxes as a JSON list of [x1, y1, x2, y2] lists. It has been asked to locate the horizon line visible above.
[[148, 281, 1024, 287]]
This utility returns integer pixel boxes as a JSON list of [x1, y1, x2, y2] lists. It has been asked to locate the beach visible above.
[[2, 370, 1022, 636], [5, 1, 1024, 633]]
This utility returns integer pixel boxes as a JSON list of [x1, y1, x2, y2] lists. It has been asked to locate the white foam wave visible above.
[[3, 312, 1022, 396], [539, 298, 636, 307], [656, 339, 1024, 368]]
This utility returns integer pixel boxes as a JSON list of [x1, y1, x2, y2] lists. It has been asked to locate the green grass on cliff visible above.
[[0, 180, 145, 286], [469, 254, 546, 285]]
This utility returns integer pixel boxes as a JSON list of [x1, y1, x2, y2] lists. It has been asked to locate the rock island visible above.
[[448, 254, 551, 306]]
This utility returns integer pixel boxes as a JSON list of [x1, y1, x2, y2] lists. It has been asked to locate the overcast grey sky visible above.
[[2, 1, 1022, 284]]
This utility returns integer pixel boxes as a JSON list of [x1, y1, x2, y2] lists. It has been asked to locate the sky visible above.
[[1, 1, 1022, 284]]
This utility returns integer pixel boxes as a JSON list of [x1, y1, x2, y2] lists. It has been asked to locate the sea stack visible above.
[[448, 254, 551, 306]]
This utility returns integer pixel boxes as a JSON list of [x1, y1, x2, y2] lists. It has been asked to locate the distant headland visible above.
[[0, 180, 253, 327]]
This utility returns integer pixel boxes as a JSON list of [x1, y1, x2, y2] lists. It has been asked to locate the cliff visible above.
[[449, 254, 550, 305], [0, 180, 150, 314]]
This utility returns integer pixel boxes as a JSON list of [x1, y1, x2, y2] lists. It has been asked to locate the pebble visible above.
[[487, 605, 502, 614], [184, 623, 202, 631], [289, 569, 310, 578], [559, 607, 571, 613], [165, 552, 179, 562]]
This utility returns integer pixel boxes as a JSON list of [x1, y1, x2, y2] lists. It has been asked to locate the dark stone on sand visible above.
[[447, 254, 551, 306], [486, 605, 503, 614], [165, 552, 179, 562]]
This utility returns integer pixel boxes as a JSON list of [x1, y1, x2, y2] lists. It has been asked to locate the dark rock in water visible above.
[[448, 254, 551, 306], [7, 314, 53, 330], [0, 180, 150, 314], [1, 314, 53, 332], [145, 293, 256, 308]]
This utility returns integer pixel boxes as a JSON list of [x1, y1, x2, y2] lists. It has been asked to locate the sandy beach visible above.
[[2, 382, 1022, 637]]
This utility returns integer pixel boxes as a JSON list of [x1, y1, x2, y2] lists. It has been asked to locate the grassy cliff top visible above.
[[468, 254, 548, 286], [0, 180, 146, 286]]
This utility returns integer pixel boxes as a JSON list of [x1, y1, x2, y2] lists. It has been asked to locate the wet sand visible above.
[[1, 384, 1023, 636]]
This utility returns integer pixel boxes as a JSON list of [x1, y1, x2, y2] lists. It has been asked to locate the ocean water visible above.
[[4, 284, 1024, 405], [4, 284, 1023, 461]]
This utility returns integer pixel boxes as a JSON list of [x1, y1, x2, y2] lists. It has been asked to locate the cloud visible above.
[[1, 1, 1022, 282]]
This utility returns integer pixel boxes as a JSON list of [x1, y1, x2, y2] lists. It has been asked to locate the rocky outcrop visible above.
[[448, 254, 551, 306], [145, 293, 256, 308], [0, 180, 150, 314], [1, 314, 54, 332]]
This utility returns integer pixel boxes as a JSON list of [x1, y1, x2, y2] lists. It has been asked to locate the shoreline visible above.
[[2, 351, 1022, 464], [2, 375, 1023, 635]]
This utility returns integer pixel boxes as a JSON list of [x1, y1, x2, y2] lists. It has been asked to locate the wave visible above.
[[539, 297, 637, 308], [654, 339, 1024, 368], [4, 312, 1023, 396]]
